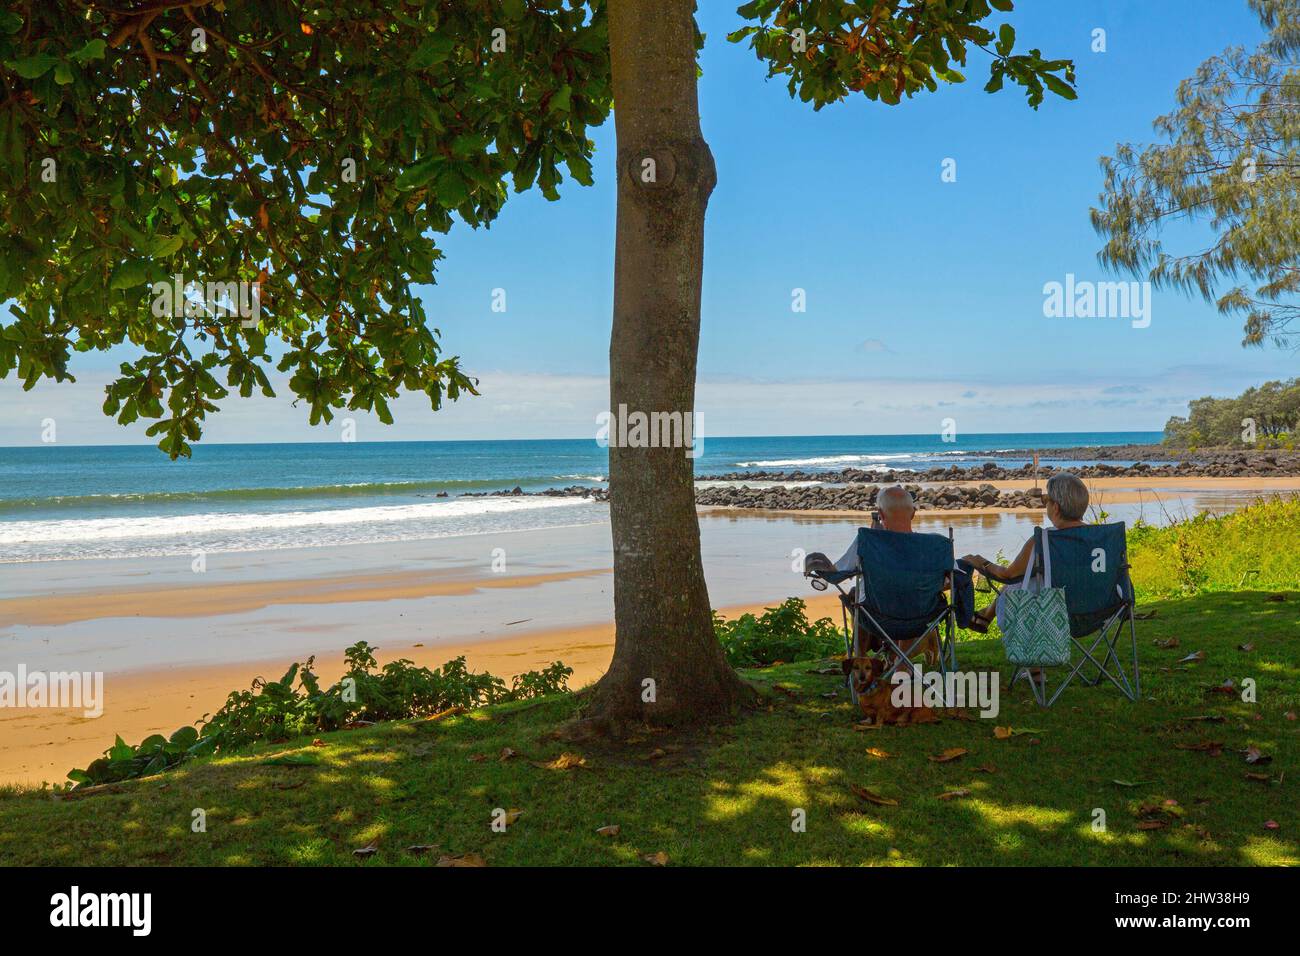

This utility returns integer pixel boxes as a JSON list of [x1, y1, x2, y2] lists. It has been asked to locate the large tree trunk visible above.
[[582, 0, 750, 726]]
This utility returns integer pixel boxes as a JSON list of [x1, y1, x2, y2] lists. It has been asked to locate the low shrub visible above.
[[68, 643, 572, 788], [714, 597, 844, 667]]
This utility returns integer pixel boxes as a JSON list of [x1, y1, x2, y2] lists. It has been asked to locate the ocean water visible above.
[[0, 432, 1161, 563]]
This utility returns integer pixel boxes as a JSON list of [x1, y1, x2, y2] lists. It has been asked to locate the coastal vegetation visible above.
[[1163, 379, 1300, 449], [66, 644, 573, 787]]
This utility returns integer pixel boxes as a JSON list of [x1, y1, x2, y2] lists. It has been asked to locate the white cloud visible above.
[[0, 365, 1225, 447]]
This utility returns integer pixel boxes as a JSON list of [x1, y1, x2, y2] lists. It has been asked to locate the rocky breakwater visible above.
[[693, 481, 1044, 512], [698, 451, 1300, 485]]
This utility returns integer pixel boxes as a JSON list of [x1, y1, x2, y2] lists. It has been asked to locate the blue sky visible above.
[[2, 0, 1292, 445]]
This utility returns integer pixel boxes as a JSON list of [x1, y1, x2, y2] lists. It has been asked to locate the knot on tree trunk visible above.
[[620, 138, 717, 202]]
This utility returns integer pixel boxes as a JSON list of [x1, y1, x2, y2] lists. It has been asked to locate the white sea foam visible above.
[[0, 496, 603, 563], [733, 454, 913, 468]]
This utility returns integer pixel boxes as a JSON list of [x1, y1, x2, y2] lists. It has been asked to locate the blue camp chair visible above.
[[981, 522, 1140, 707], [807, 527, 958, 708]]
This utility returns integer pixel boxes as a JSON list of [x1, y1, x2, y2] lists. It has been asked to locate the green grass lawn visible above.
[[2, 589, 1296, 866]]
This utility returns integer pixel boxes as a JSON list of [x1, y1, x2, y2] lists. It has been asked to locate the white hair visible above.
[[877, 485, 914, 515], [1046, 472, 1089, 521]]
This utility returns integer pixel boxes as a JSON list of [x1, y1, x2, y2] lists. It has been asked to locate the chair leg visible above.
[[1128, 610, 1141, 698]]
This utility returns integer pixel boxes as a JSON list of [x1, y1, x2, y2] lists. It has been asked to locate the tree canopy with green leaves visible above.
[[1, 0, 1074, 725], [1164, 377, 1300, 448], [1093, 0, 1300, 349], [1, 0, 1074, 458]]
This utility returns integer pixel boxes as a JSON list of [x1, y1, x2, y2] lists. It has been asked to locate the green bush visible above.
[[713, 597, 844, 667], [1128, 496, 1300, 598], [68, 643, 572, 788]]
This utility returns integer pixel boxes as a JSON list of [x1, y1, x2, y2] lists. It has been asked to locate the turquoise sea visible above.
[[0, 432, 1162, 563]]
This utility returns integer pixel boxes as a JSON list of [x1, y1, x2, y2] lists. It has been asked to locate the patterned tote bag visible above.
[[1000, 530, 1072, 667]]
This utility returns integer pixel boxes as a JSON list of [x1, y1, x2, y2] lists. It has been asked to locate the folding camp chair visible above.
[[807, 527, 958, 709], [980, 522, 1141, 707]]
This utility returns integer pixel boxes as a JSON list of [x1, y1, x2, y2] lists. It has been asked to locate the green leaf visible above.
[[70, 39, 107, 63], [996, 24, 1015, 57], [4, 54, 59, 79], [434, 168, 469, 207], [109, 259, 151, 290], [148, 234, 183, 258], [548, 85, 572, 114], [394, 156, 440, 190], [1043, 73, 1077, 101], [408, 36, 455, 69]]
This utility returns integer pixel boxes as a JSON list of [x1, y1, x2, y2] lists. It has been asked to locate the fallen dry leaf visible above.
[[1153, 636, 1180, 649], [1175, 740, 1224, 757], [1208, 679, 1237, 695], [929, 747, 968, 763], [428, 706, 467, 722], [1244, 772, 1272, 783], [851, 784, 899, 806], [1112, 779, 1148, 788], [937, 788, 971, 800], [1263, 820, 1281, 830], [1136, 820, 1168, 831], [994, 726, 1042, 739], [437, 852, 488, 867], [641, 851, 669, 866], [1243, 746, 1273, 765], [467, 753, 488, 763], [405, 844, 440, 854], [1238, 642, 1255, 652], [1285, 711, 1297, 721], [596, 825, 621, 837], [311, 738, 325, 747], [1176, 651, 1206, 665], [974, 764, 997, 774], [499, 747, 518, 761], [353, 840, 379, 859], [643, 748, 667, 761], [534, 752, 586, 771], [865, 748, 893, 759]]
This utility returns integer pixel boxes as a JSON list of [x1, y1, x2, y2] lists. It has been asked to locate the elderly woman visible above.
[[959, 471, 1090, 634]]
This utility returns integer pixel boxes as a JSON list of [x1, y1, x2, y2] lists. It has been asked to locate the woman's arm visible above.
[[961, 536, 1035, 581]]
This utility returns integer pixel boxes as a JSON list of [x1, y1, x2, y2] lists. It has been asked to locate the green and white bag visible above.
[[1000, 530, 1072, 667]]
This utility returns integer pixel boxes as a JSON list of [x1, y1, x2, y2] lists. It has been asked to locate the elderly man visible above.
[[803, 485, 916, 582]]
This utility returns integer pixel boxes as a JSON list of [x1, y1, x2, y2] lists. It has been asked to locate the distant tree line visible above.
[[1164, 379, 1300, 448]]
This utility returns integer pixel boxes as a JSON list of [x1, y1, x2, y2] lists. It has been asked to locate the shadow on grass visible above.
[[0, 591, 1296, 867]]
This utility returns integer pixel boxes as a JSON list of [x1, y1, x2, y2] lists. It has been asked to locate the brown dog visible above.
[[844, 645, 941, 727]]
